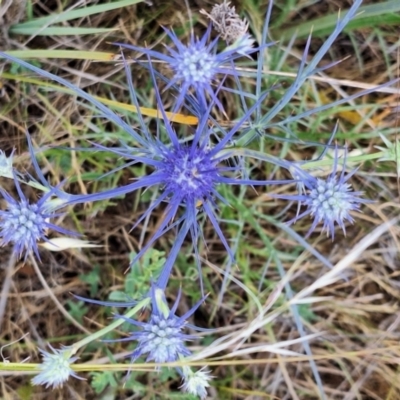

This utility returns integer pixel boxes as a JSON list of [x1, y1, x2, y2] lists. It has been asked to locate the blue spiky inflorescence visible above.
[[102, 284, 205, 365], [160, 144, 218, 205], [0, 173, 75, 260], [31, 345, 83, 389], [115, 24, 261, 111], [278, 150, 369, 239]]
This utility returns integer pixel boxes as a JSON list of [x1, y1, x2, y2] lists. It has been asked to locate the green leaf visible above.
[[90, 371, 118, 394], [9, 26, 114, 36], [0, 50, 115, 60], [274, 0, 400, 39], [107, 249, 166, 302], [11, 0, 143, 28], [80, 265, 101, 298], [66, 301, 89, 324]]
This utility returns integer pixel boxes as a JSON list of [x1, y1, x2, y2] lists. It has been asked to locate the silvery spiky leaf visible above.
[[31, 345, 83, 389]]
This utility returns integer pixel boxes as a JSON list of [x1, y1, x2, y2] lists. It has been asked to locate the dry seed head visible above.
[[200, 1, 249, 44]]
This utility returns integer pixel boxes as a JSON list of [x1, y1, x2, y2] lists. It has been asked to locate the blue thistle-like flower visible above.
[[277, 149, 369, 239], [31, 345, 83, 389], [115, 24, 262, 111], [0, 51, 291, 289], [104, 284, 205, 365], [0, 172, 75, 260], [11, 52, 290, 286]]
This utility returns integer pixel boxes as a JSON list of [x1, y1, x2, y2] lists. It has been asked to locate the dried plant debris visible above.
[[200, 0, 250, 44], [0, 0, 26, 24], [0, 0, 27, 45]]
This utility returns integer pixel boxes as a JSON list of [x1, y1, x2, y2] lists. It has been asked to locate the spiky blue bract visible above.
[[115, 24, 263, 112], [277, 151, 369, 239], [31, 345, 83, 389], [104, 284, 205, 365], [0, 173, 75, 260]]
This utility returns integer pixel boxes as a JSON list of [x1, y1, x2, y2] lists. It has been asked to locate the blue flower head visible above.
[[31, 345, 83, 389], [115, 23, 261, 111], [0, 171, 75, 260], [279, 148, 369, 239], [105, 284, 205, 365]]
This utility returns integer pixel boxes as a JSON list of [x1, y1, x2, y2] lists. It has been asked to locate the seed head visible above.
[[201, 0, 250, 44]]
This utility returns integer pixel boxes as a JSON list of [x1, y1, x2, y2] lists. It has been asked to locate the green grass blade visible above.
[[0, 50, 116, 60], [9, 27, 115, 36], [274, 0, 400, 39], [11, 0, 143, 29]]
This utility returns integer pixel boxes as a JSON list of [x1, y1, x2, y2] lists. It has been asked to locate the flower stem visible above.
[[69, 297, 150, 356]]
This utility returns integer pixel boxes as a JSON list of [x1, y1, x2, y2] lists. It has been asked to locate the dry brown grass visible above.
[[1, 0, 400, 399]]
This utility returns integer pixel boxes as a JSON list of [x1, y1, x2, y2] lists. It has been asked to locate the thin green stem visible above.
[[69, 297, 150, 355], [223, 148, 385, 169]]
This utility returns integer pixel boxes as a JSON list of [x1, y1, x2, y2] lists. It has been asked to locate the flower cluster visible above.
[[0, 0, 383, 398], [275, 147, 370, 239], [92, 284, 205, 365], [0, 144, 77, 261]]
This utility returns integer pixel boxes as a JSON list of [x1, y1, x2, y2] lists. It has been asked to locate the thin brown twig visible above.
[[0, 252, 17, 327], [28, 253, 91, 335]]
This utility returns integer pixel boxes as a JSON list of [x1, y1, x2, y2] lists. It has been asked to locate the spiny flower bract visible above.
[[0, 173, 75, 260], [104, 284, 205, 365], [31, 345, 83, 389]]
